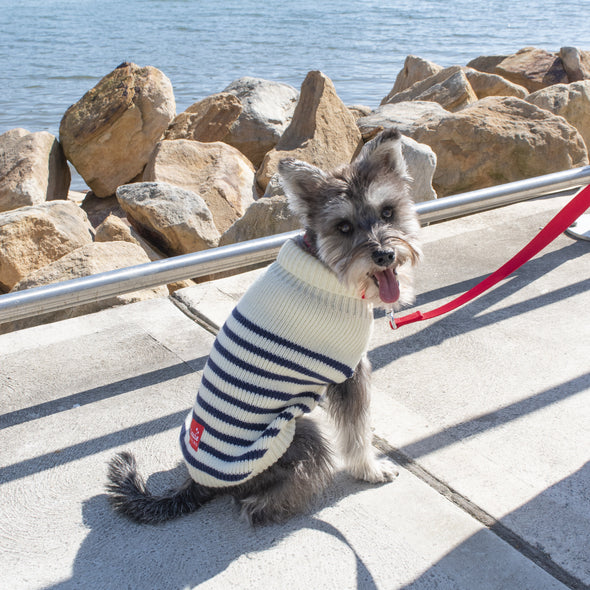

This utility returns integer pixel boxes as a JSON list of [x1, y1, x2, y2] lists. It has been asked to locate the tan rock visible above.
[[164, 93, 242, 142], [357, 101, 447, 138], [559, 47, 590, 82], [59, 62, 176, 197], [383, 55, 443, 101], [219, 194, 300, 246], [348, 105, 373, 119], [381, 66, 478, 112], [0, 201, 93, 291], [494, 47, 568, 92], [116, 181, 220, 256], [408, 97, 588, 196], [463, 68, 528, 99], [0, 128, 70, 212], [95, 213, 163, 260], [80, 192, 125, 228], [256, 71, 363, 192], [2, 242, 167, 333], [526, 81, 590, 150], [222, 77, 299, 167], [466, 54, 509, 74], [142, 139, 255, 233]]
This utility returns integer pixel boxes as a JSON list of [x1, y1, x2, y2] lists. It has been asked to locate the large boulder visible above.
[[164, 93, 242, 142], [142, 139, 255, 233], [381, 66, 478, 112], [526, 81, 590, 150], [219, 194, 300, 246], [2, 242, 168, 334], [357, 101, 447, 139], [559, 47, 590, 82], [0, 128, 70, 212], [407, 96, 588, 196], [256, 71, 363, 192], [116, 182, 220, 256], [95, 213, 163, 260], [399, 136, 437, 202], [59, 62, 176, 197], [386, 55, 443, 98], [0, 201, 93, 292], [463, 68, 528, 99], [466, 55, 508, 74], [222, 77, 299, 167], [494, 47, 568, 92]]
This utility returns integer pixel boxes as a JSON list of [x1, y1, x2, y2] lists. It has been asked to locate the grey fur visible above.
[[106, 129, 420, 526]]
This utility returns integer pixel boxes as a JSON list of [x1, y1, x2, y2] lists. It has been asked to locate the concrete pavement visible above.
[[0, 192, 588, 589]]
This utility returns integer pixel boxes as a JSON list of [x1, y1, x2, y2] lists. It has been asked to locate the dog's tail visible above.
[[105, 451, 216, 524]]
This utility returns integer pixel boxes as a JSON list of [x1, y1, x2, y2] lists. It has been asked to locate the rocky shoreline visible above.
[[1, 45, 589, 332]]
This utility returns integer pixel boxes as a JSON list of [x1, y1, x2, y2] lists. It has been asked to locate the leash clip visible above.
[[388, 310, 398, 330]]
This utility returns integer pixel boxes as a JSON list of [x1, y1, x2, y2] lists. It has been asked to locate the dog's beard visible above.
[[316, 234, 421, 309]]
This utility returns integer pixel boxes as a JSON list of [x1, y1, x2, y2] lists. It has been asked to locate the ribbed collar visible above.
[[276, 239, 364, 301]]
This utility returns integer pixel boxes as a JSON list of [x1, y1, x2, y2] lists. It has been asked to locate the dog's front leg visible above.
[[326, 355, 398, 483]]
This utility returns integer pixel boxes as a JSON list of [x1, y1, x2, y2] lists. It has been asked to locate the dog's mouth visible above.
[[371, 268, 400, 304]]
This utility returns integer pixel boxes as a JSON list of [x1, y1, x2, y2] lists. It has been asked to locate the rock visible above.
[[0, 201, 93, 292], [357, 101, 447, 138], [526, 81, 590, 150], [142, 139, 255, 233], [219, 194, 300, 246], [95, 213, 163, 260], [116, 182, 220, 256], [383, 55, 443, 101], [164, 93, 242, 142], [94, 213, 195, 293], [407, 96, 588, 196], [381, 66, 478, 112], [348, 105, 373, 119], [59, 62, 176, 197], [494, 47, 568, 92], [466, 54, 508, 74], [256, 71, 363, 192], [2, 242, 168, 333], [559, 47, 590, 82], [463, 68, 528, 99], [0, 128, 70, 212], [222, 77, 299, 167], [80, 192, 126, 228], [399, 136, 437, 202]]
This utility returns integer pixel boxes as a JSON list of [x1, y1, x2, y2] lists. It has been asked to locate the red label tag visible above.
[[189, 418, 205, 452]]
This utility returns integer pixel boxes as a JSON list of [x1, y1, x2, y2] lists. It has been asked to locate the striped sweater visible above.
[[179, 238, 374, 487]]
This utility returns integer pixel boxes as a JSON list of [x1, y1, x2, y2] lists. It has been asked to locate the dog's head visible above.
[[278, 128, 421, 309]]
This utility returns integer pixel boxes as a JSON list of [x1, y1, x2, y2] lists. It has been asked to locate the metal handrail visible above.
[[1, 165, 589, 325]]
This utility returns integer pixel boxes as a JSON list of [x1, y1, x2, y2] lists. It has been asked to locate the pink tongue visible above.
[[374, 269, 400, 303]]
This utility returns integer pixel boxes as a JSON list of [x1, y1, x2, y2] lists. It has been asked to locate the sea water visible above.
[[1, 0, 589, 184]]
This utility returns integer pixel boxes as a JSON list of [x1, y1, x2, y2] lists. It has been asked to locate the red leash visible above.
[[390, 184, 590, 330]]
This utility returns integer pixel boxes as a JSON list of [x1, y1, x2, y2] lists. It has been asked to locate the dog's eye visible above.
[[381, 206, 394, 221], [337, 221, 353, 235]]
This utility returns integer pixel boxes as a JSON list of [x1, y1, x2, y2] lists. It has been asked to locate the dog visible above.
[[106, 128, 421, 526]]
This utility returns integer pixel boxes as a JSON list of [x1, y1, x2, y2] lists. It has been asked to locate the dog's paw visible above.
[[349, 457, 399, 484]]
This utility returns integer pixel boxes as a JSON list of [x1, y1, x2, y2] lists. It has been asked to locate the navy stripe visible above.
[[205, 357, 323, 406], [213, 338, 319, 386], [198, 439, 267, 463], [232, 308, 352, 378], [222, 322, 336, 384], [198, 396, 268, 432], [190, 411, 253, 447], [200, 374, 281, 414], [180, 425, 251, 483]]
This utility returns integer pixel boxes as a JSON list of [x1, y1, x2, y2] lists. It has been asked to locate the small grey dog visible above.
[[106, 128, 421, 525]]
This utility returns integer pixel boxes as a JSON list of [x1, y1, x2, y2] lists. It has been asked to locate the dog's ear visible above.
[[278, 158, 328, 223], [354, 128, 410, 183]]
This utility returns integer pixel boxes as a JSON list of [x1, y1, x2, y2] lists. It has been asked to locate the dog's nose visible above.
[[372, 249, 395, 267]]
